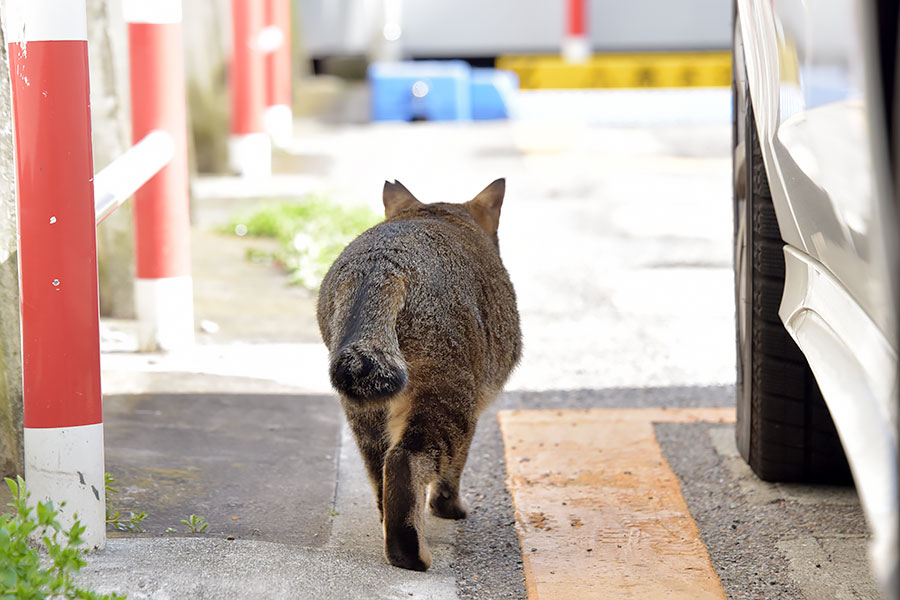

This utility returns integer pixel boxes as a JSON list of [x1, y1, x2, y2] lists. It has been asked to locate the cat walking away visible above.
[[317, 179, 521, 571]]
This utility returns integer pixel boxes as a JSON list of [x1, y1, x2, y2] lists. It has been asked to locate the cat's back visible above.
[[321, 204, 517, 344], [325, 205, 505, 299]]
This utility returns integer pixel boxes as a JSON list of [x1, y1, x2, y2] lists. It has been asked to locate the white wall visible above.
[[298, 0, 731, 58]]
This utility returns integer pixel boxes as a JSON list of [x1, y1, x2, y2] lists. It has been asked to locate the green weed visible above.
[[104, 473, 146, 534], [0, 476, 126, 599], [225, 197, 381, 289], [180, 515, 208, 534]]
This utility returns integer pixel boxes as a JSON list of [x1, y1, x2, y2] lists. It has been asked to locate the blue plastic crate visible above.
[[368, 60, 472, 122], [470, 68, 519, 120]]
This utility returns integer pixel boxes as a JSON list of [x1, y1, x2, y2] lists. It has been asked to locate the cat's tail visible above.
[[328, 274, 409, 402]]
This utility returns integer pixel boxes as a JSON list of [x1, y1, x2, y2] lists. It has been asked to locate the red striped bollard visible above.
[[262, 0, 292, 146], [5, 0, 106, 549], [125, 0, 195, 351], [563, 0, 590, 63], [230, 0, 272, 176]]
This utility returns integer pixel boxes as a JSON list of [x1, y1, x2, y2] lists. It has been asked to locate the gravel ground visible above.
[[657, 422, 871, 600], [455, 401, 527, 600]]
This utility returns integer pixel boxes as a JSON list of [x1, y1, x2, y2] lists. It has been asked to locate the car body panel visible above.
[[739, 0, 896, 340], [775, 100, 895, 334], [736, 0, 898, 591], [780, 246, 897, 585]]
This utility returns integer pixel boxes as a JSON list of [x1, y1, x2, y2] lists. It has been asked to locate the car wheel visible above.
[[732, 8, 851, 483]]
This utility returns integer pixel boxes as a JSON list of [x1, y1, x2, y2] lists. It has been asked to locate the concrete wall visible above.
[[184, 0, 230, 174], [0, 22, 23, 478], [300, 0, 731, 57], [88, 0, 134, 319]]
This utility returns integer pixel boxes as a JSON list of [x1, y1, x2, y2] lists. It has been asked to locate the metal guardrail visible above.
[[94, 130, 174, 224]]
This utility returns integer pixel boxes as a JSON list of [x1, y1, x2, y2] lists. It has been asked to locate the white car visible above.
[[732, 0, 898, 595]]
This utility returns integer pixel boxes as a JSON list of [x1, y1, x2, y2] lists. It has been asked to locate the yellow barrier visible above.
[[496, 52, 731, 89]]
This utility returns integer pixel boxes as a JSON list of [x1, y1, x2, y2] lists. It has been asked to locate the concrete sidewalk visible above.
[[82, 381, 462, 599]]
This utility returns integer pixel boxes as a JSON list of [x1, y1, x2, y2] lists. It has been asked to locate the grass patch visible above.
[[224, 197, 381, 289]]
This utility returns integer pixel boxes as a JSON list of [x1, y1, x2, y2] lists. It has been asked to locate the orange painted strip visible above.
[[498, 407, 735, 600]]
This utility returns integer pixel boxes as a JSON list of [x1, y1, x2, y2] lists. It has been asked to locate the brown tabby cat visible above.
[[316, 179, 521, 571]]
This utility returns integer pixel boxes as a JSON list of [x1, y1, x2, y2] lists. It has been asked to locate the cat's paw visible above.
[[429, 493, 469, 520], [385, 534, 432, 572]]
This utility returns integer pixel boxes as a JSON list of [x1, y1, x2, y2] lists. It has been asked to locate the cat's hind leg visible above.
[[382, 392, 475, 570], [382, 439, 434, 571], [428, 416, 475, 520], [342, 399, 390, 520], [429, 389, 498, 519]]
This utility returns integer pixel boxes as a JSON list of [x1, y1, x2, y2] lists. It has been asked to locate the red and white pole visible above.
[[5, 0, 106, 549], [262, 0, 292, 146], [563, 0, 590, 63], [230, 0, 272, 176], [125, 0, 195, 351]]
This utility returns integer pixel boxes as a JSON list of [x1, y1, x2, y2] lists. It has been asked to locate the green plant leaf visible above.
[[105, 472, 119, 495], [36, 500, 54, 526], [0, 566, 16, 588], [4, 477, 17, 500]]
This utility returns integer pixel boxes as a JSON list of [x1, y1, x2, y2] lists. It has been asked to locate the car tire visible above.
[[733, 10, 852, 484]]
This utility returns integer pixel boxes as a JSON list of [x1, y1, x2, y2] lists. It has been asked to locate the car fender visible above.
[[780, 245, 898, 586], [735, 0, 807, 251]]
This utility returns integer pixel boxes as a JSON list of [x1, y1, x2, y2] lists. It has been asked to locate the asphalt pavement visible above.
[[68, 88, 879, 599]]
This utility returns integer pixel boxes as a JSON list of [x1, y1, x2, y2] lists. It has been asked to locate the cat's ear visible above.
[[383, 180, 422, 218], [466, 178, 505, 237]]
